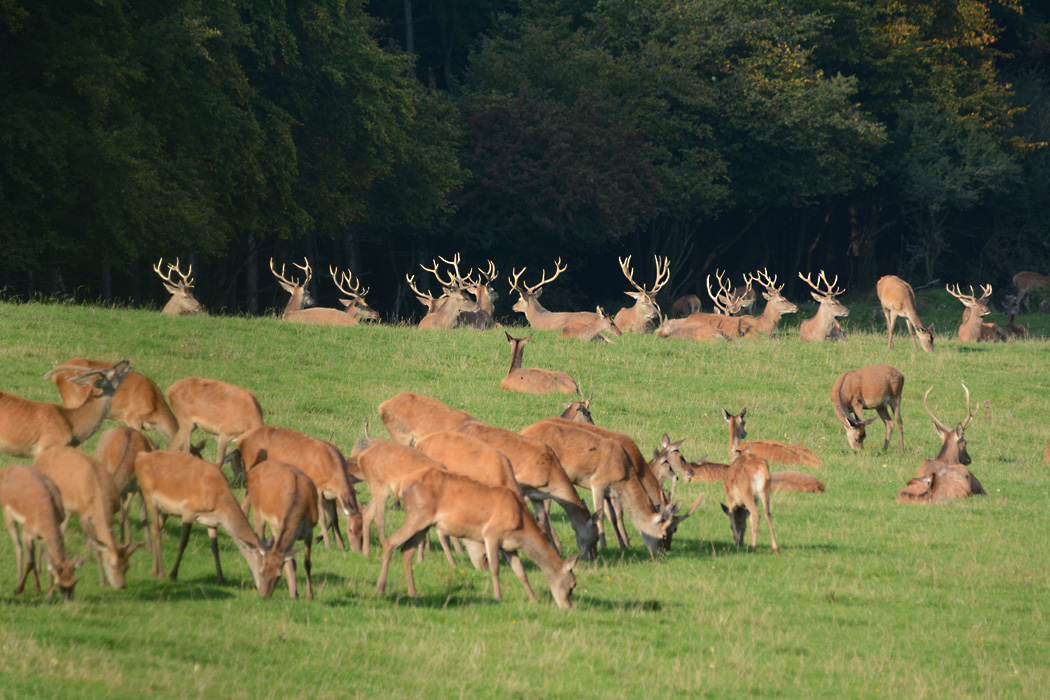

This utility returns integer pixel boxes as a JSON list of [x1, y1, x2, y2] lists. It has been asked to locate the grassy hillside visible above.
[[0, 297, 1047, 699]]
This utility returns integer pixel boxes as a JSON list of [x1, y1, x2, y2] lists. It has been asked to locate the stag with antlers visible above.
[[407, 254, 492, 329], [946, 284, 1006, 343], [613, 255, 669, 333], [798, 271, 848, 342], [153, 258, 202, 315], [508, 259, 602, 331], [736, 269, 798, 336]]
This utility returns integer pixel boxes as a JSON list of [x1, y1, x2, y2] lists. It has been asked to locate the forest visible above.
[[2, 0, 1048, 319]]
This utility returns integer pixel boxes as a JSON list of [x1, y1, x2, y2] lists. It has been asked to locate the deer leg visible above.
[[530, 497, 562, 554], [437, 531, 456, 567], [608, 495, 631, 548], [5, 515, 23, 583], [324, 498, 346, 550], [15, 537, 35, 595], [505, 550, 537, 603], [875, 406, 894, 451], [207, 526, 225, 584], [303, 537, 314, 601], [759, 490, 779, 554], [377, 514, 431, 595], [745, 497, 761, 552], [883, 308, 895, 349], [168, 522, 192, 582], [317, 494, 333, 549], [145, 499, 165, 580], [283, 558, 298, 600], [485, 538, 503, 602], [892, 397, 905, 452], [589, 486, 608, 549], [905, 319, 920, 351], [360, 500, 376, 556], [462, 539, 488, 570], [400, 530, 428, 598]]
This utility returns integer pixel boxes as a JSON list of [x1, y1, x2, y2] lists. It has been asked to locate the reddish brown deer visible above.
[[508, 259, 602, 331], [613, 255, 670, 333], [153, 258, 203, 315], [720, 409, 779, 553], [328, 265, 380, 325], [47, 359, 178, 442], [946, 284, 1006, 342], [270, 258, 367, 326], [561, 306, 622, 342], [94, 426, 155, 542], [165, 376, 264, 468], [876, 275, 934, 351], [721, 408, 822, 468], [798, 271, 849, 342], [375, 466, 581, 608], [500, 333, 579, 395], [0, 360, 132, 459], [737, 269, 798, 336], [670, 294, 703, 318], [830, 365, 905, 451], [1013, 271, 1047, 314], [378, 391, 474, 447], [0, 465, 87, 600]]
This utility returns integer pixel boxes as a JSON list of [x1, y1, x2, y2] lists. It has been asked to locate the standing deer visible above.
[[670, 294, 703, 318], [153, 258, 203, 315], [0, 360, 132, 459], [508, 259, 602, 331], [0, 465, 87, 600], [378, 391, 474, 447], [500, 333, 579, 395], [47, 359, 178, 442], [876, 275, 934, 352], [946, 284, 1006, 342], [830, 365, 905, 451], [798, 271, 849, 342], [721, 407, 822, 468], [1013, 271, 1047, 314], [613, 255, 669, 334], [720, 409, 779, 553], [94, 426, 155, 542], [166, 376, 264, 468]]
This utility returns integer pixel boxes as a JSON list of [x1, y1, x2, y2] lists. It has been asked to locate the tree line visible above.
[[2, 0, 1048, 318]]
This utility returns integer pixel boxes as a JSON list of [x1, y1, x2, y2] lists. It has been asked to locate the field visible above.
[[0, 293, 1048, 700]]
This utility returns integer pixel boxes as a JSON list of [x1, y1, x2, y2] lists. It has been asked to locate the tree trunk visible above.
[[246, 233, 259, 316]]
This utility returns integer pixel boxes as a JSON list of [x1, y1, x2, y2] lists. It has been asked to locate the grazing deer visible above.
[[946, 284, 1006, 342], [508, 259, 602, 331], [32, 447, 144, 589], [613, 255, 670, 333], [153, 258, 203, 315], [500, 333, 579, 395], [831, 365, 905, 451], [876, 275, 934, 351], [47, 359, 178, 442], [559, 394, 593, 423], [561, 306, 622, 342], [670, 294, 703, 318], [721, 408, 822, 468], [94, 426, 155, 542], [270, 258, 367, 326], [243, 460, 319, 600], [720, 409, 779, 553], [328, 266, 380, 325], [737, 269, 798, 336], [375, 466, 581, 608], [798, 271, 849, 342], [134, 450, 272, 593], [165, 376, 264, 469], [0, 360, 132, 459], [0, 465, 87, 600], [235, 425, 363, 552], [1013, 271, 1047, 314]]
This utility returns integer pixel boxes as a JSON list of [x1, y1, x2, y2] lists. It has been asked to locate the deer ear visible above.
[[721, 407, 731, 422], [861, 417, 879, 427], [740, 407, 747, 419], [563, 554, 581, 572], [720, 502, 731, 515], [811, 291, 824, 303], [625, 291, 642, 300]]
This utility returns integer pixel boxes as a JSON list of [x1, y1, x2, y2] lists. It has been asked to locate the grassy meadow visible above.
[[0, 292, 1048, 699]]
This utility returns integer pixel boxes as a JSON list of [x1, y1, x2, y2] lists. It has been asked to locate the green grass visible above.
[[0, 296, 1048, 699]]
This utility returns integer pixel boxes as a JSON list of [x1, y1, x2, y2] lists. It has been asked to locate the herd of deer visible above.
[[0, 259, 1042, 606]]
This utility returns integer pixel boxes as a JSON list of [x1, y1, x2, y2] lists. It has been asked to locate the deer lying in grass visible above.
[[0, 360, 131, 459], [721, 408, 821, 468], [561, 306, 622, 342], [499, 333, 579, 395], [831, 365, 905, 451], [154, 258, 203, 315], [32, 447, 144, 589], [375, 466, 581, 609], [0, 465, 87, 600], [876, 275, 934, 352], [48, 359, 178, 442], [946, 284, 1006, 342], [736, 269, 798, 336], [798, 271, 849, 342], [508, 259, 602, 331], [613, 255, 669, 334]]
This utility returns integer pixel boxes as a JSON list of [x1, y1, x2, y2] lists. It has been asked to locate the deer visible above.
[[500, 333, 579, 395], [670, 294, 703, 318], [1013, 271, 1047, 314], [721, 408, 822, 468], [463, 260, 500, 318], [328, 265, 380, 325], [134, 449, 273, 594], [47, 359, 178, 442], [559, 393, 593, 423], [831, 365, 905, 451], [1006, 314, 1027, 338], [235, 425, 363, 552], [876, 275, 934, 352], [519, 418, 699, 556], [378, 391, 475, 447], [407, 254, 493, 329], [561, 306, 622, 342], [720, 408, 779, 553], [94, 426, 155, 543], [770, 472, 826, 493], [0, 465, 88, 601], [798, 271, 849, 342], [375, 466, 581, 609], [153, 258, 203, 315], [270, 258, 366, 326], [0, 359, 132, 459], [613, 255, 670, 333], [32, 447, 144, 589], [508, 259, 602, 331], [244, 460, 319, 600], [657, 317, 732, 342], [736, 269, 798, 336], [946, 284, 1006, 342], [165, 376, 264, 469]]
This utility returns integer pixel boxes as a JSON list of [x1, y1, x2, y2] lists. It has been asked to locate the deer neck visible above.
[[59, 391, 117, 446], [524, 296, 558, 329], [830, 375, 855, 428], [959, 307, 982, 340], [507, 340, 525, 374], [284, 288, 306, 316], [161, 296, 183, 314], [476, 287, 495, 316], [813, 304, 842, 338]]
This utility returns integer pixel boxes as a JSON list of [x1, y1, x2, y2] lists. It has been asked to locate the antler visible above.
[[619, 255, 670, 296], [524, 258, 568, 294], [798, 270, 842, 298], [270, 258, 310, 290], [922, 386, 952, 434], [420, 258, 456, 289], [960, 381, 974, 431], [329, 266, 368, 300], [706, 270, 735, 314], [405, 274, 436, 302], [154, 258, 194, 289], [946, 284, 992, 306], [438, 253, 472, 290], [751, 268, 783, 294]]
